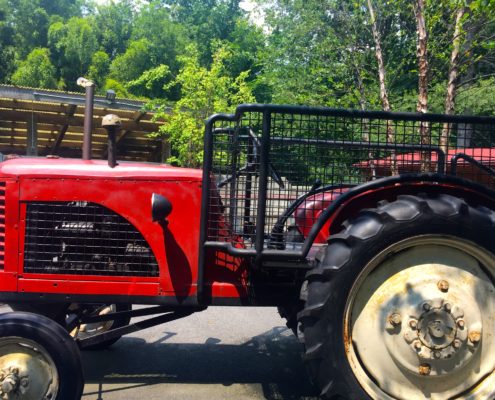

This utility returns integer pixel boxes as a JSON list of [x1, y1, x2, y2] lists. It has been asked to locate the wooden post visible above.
[[27, 113, 38, 156], [161, 140, 171, 163]]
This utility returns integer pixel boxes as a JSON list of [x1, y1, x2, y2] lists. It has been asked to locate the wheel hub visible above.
[[402, 299, 474, 366], [0, 339, 58, 400], [419, 309, 455, 345], [347, 239, 495, 399]]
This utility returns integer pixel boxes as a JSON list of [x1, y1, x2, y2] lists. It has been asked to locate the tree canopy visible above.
[[2, 0, 495, 165]]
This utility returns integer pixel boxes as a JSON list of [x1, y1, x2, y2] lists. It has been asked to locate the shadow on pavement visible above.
[[82, 326, 319, 400]]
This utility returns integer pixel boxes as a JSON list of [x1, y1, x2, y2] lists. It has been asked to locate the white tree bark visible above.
[[415, 0, 430, 172], [440, 5, 467, 156], [366, 0, 398, 175]]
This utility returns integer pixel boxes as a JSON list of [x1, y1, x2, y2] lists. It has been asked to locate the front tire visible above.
[[9, 302, 132, 350], [0, 312, 84, 400], [298, 193, 495, 399]]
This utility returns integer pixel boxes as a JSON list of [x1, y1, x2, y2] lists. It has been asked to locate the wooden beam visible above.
[[116, 111, 147, 144], [161, 140, 171, 163], [26, 113, 38, 156], [50, 104, 76, 154]]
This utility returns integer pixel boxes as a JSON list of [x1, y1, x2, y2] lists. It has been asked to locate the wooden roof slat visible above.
[[0, 98, 68, 114], [0, 86, 167, 161]]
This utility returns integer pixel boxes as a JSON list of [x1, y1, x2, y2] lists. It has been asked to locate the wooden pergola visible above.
[[0, 85, 170, 162]]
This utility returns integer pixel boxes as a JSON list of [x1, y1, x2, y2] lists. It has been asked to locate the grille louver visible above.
[[24, 202, 158, 277], [0, 182, 5, 269]]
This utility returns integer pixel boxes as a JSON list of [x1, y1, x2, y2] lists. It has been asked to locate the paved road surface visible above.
[[80, 306, 319, 400]]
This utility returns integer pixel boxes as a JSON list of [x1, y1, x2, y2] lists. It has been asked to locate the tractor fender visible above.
[[301, 173, 495, 256]]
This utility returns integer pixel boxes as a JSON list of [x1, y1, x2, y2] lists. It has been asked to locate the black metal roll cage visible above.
[[197, 104, 495, 302]]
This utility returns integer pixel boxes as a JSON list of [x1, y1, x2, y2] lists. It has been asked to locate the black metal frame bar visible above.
[[75, 305, 205, 349], [451, 152, 495, 179], [77, 305, 198, 324]]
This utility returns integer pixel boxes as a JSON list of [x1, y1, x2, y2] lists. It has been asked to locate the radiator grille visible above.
[[0, 182, 5, 269], [24, 202, 158, 277]]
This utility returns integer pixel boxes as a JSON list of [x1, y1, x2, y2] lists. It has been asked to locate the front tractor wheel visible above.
[[298, 194, 495, 399], [0, 312, 84, 400]]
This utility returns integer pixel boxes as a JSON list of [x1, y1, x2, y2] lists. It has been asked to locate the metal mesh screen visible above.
[[24, 202, 158, 276], [205, 105, 495, 252]]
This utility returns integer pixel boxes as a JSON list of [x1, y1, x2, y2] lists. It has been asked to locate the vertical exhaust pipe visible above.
[[77, 77, 95, 160], [102, 114, 121, 168]]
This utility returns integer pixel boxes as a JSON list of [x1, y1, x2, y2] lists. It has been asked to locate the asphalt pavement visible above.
[[80, 306, 319, 400]]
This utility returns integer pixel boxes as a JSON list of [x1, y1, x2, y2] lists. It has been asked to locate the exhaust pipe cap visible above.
[[76, 77, 95, 88], [102, 114, 121, 128]]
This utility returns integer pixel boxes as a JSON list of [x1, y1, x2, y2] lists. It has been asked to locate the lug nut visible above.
[[423, 303, 431, 311], [414, 340, 422, 350], [434, 351, 441, 359], [444, 303, 452, 312], [389, 313, 402, 326], [437, 280, 449, 292], [419, 363, 431, 375], [469, 331, 481, 344], [457, 319, 465, 329], [409, 319, 418, 329], [453, 339, 461, 349]]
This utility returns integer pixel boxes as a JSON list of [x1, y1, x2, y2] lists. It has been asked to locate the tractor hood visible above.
[[0, 157, 203, 181]]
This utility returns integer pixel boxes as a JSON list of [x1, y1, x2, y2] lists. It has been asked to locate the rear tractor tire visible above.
[[0, 311, 84, 400], [298, 194, 495, 399]]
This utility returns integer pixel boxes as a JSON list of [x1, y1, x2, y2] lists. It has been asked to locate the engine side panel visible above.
[[18, 177, 202, 297]]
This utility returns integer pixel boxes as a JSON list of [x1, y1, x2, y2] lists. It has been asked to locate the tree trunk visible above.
[[440, 5, 467, 158], [415, 0, 430, 172], [366, 0, 397, 175], [353, 61, 377, 179]]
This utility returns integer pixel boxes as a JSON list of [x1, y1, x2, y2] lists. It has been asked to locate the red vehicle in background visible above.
[[0, 101, 495, 400]]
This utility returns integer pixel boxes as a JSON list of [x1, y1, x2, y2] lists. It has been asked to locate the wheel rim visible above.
[[344, 235, 495, 400], [71, 304, 117, 339], [0, 337, 59, 400]]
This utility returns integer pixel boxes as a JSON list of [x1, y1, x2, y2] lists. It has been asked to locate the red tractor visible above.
[[0, 103, 495, 399]]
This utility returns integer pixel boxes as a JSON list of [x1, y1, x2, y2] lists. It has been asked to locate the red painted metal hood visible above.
[[0, 157, 203, 181]]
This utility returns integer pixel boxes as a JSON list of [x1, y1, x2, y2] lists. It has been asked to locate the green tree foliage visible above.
[[7, 0, 50, 58], [92, 0, 134, 57], [260, 0, 495, 114], [156, 44, 254, 167], [48, 16, 99, 90], [260, 0, 355, 106], [104, 78, 131, 98], [1, 0, 494, 123], [0, 3, 15, 82], [109, 38, 153, 83], [165, 0, 242, 65], [127, 64, 173, 98], [88, 50, 110, 89], [39, 0, 83, 19], [131, 2, 186, 75], [11, 47, 57, 88]]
